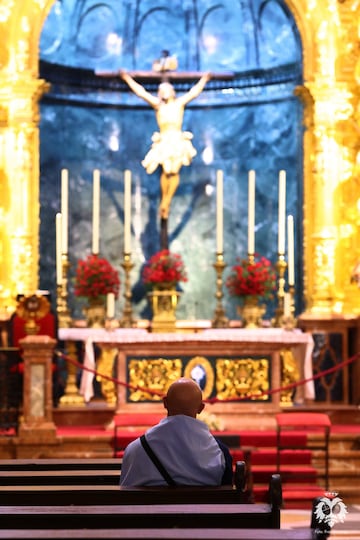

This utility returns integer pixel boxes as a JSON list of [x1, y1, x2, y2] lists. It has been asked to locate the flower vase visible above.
[[238, 297, 266, 329], [148, 283, 181, 333], [84, 298, 106, 328]]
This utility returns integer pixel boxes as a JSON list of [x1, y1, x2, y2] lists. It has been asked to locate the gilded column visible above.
[[301, 0, 358, 314], [0, 5, 50, 313]]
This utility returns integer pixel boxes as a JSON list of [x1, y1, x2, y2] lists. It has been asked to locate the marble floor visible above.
[[281, 505, 360, 539]]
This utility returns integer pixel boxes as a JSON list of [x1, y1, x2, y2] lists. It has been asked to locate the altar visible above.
[[58, 327, 314, 427]]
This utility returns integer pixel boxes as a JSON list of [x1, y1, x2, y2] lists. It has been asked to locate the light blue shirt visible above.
[[120, 415, 225, 486]]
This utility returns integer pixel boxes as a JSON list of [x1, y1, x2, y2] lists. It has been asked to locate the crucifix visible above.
[[98, 51, 233, 250]]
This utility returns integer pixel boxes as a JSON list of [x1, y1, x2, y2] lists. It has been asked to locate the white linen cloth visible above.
[[58, 327, 315, 403]]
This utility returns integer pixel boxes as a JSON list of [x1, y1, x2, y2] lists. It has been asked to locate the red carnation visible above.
[[226, 254, 276, 300], [74, 254, 120, 299], [142, 250, 187, 287]]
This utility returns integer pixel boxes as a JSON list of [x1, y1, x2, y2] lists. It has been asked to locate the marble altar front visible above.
[[58, 328, 314, 417]]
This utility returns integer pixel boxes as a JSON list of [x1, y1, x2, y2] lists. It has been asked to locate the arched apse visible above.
[[38, 0, 304, 322], [2, 0, 359, 317]]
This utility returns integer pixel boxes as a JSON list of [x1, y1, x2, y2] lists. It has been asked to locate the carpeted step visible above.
[[282, 484, 328, 510], [231, 430, 308, 447], [231, 448, 312, 465], [112, 427, 308, 452], [253, 483, 326, 509], [251, 465, 318, 484]]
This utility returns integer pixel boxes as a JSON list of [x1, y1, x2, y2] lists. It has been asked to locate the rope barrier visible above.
[[56, 348, 360, 404]]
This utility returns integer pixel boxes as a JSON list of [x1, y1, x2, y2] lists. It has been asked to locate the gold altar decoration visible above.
[[216, 358, 270, 401], [212, 254, 229, 328], [2, 1, 360, 318], [148, 286, 181, 333], [16, 294, 50, 335], [56, 255, 72, 328], [237, 297, 266, 329], [96, 346, 118, 405], [183, 356, 215, 399], [273, 255, 287, 327], [58, 341, 85, 407], [280, 348, 300, 405], [120, 253, 136, 328], [128, 358, 182, 401], [83, 298, 106, 328]]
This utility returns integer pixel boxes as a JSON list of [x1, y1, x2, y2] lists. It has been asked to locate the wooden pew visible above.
[[0, 459, 249, 496], [0, 528, 317, 540], [0, 500, 280, 530], [0, 458, 122, 471], [0, 484, 250, 505], [0, 469, 121, 486], [0, 466, 251, 506], [0, 461, 257, 508], [0, 473, 281, 530]]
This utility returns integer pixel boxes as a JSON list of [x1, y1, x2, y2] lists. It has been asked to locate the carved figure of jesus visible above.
[[120, 71, 211, 219]]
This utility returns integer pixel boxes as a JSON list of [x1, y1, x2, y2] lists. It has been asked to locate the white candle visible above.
[[216, 170, 223, 253], [124, 170, 132, 253], [278, 170, 286, 254], [287, 214, 295, 286], [61, 169, 68, 254], [106, 292, 115, 319], [56, 213, 62, 285], [284, 292, 291, 318], [248, 170, 255, 255], [92, 169, 100, 254]]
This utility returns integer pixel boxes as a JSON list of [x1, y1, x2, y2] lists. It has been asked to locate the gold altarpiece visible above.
[[1, 0, 360, 317]]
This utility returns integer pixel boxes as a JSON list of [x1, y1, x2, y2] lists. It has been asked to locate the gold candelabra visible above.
[[56, 254, 72, 328], [57, 254, 85, 407], [212, 252, 229, 328], [119, 252, 136, 328], [273, 253, 287, 327], [281, 284, 297, 330], [272, 255, 297, 329]]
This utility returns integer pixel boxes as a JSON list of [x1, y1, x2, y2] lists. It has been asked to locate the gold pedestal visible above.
[[96, 346, 117, 405], [59, 341, 85, 407], [83, 299, 106, 328], [237, 297, 266, 328], [148, 288, 181, 333]]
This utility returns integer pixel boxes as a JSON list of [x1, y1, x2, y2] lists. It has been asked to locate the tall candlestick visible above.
[[278, 170, 286, 254], [106, 292, 115, 319], [287, 214, 295, 286], [92, 169, 100, 254], [248, 170, 255, 255], [216, 170, 223, 253], [124, 169, 131, 253], [284, 292, 291, 318], [61, 169, 68, 254], [56, 213, 62, 285]]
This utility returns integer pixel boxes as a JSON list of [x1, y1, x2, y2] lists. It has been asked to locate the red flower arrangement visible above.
[[142, 250, 188, 287], [74, 254, 120, 299], [226, 254, 276, 300]]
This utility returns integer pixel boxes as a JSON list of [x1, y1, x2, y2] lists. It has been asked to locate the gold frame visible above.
[[1, 1, 360, 316], [183, 356, 215, 399]]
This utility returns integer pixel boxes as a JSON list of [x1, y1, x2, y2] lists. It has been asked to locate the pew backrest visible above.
[[0, 458, 122, 471], [0, 502, 280, 530], [0, 528, 316, 540]]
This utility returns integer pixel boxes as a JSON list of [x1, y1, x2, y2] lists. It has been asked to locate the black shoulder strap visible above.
[[140, 434, 176, 486]]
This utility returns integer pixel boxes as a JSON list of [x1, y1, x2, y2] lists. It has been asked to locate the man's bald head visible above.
[[163, 378, 205, 418]]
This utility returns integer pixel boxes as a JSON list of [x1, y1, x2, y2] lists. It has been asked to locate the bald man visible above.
[[120, 378, 233, 486]]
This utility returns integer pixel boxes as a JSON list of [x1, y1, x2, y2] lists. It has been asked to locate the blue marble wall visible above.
[[39, 0, 303, 322]]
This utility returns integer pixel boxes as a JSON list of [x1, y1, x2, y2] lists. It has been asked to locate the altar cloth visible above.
[[58, 327, 314, 403]]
